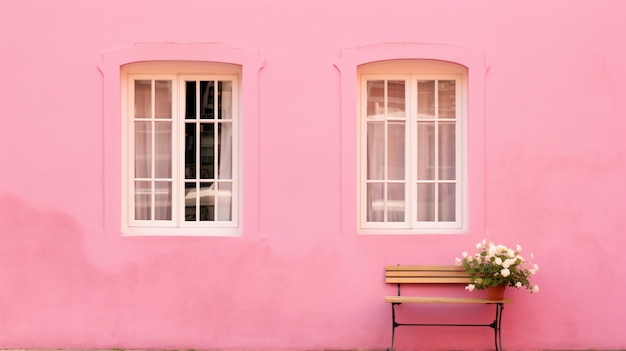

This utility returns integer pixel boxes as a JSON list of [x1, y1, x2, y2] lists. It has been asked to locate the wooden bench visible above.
[[385, 265, 512, 351]]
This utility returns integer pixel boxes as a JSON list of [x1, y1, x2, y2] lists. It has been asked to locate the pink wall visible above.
[[1, 0, 626, 350]]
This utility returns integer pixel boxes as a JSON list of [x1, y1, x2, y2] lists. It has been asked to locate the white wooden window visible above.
[[358, 60, 467, 233], [122, 63, 241, 236]]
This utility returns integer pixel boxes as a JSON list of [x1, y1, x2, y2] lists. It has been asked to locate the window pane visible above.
[[155, 181, 172, 220], [155, 122, 171, 178], [200, 123, 215, 179], [185, 81, 196, 119], [134, 80, 151, 118], [184, 182, 197, 221], [366, 80, 384, 117], [417, 183, 435, 221], [439, 183, 456, 222], [199, 182, 214, 221], [217, 182, 232, 221], [417, 122, 435, 180], [134, 121, 151, 178], [155, 80, 172, 119], [367, 122, 385, 180], [438, 80, 456, 119], [387, 183, 405, 222], [218, 81, 232, 120], [387, 122, 405, 180], [387, 80, 405, 117], [367, 183, 384, 222], [417, 80, 435, 119], [134, 181, 151, 220], [200, 81, 215, 119], [218, 122, 233, 179], [185, 123, 196, 179], [439, 121, 456, 180]]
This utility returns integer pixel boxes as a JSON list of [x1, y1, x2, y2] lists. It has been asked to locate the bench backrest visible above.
[[385, 265, 472, 284]]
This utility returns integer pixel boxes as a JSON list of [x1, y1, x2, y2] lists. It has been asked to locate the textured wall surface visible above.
[[1, 0, 625, 350]]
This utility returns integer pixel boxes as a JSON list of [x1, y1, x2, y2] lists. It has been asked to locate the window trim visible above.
[[335, 43, 487, 235], [122, 69, 241, 235], [358, 66, 468, 232], [100, 43, 264, 237]]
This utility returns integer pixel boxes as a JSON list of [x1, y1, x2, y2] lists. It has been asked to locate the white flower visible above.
[[462, 251, 468, 258], [529, 264, 539, 275], [515, 282, 522, 288], [496, 244, 507, 254], [495, 257, 503, 265], [465, 284, 475, 292], [455, 257, 463, 266], [531, 285, 539, 293], [502, 258, 515, 269], [507, 250, 516, 258], [500, 268, 510, 277], [488, 243, 497, 257], [516, 244, 522, 252]]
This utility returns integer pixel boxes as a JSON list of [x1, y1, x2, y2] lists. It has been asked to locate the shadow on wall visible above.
[[0, 192, 274, 349], [0, 192, 103, 346]]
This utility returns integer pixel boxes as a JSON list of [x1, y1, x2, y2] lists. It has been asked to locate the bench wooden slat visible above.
[[385, 296, 513, 304], [385, 265, 472, 284], [386, 271, 470, 277], [385, 265, 466, 271], [387, 277, 472, 284]]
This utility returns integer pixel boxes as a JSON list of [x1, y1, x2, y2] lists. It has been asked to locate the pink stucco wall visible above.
[[1, 0, 625, 350]]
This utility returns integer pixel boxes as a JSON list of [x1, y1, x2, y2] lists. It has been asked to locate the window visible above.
[[358, 60, 467, 232], [122, 62, 241, 235]]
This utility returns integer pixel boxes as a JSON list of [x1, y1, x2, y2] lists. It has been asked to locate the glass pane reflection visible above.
[[387, 183, 404, 222], [185, 183, 197, 221], [200, 182, 215, 221], [439, 183, 456, 222], [134, 181, 151, 220], [155, 80, 172, 119], [387, 80, 405, 117], [367, 183, 384, 222], [200, 81, 215, 119], [134, 80, 151, 118], [200, 124, 214, 179], [217, 182, 232, 221], [154, 181, 172, 220], [185, 81, 196, 119], [134, 121, 151, 178], [417, 183, 435, 222], [438, 80, 456, 119], [417, 80, 435, 119], [218, 81, 232, 120], [367, 80, 384, 117]]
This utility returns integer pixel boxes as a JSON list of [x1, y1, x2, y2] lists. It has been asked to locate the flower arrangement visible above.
[[456, 239, 539, 293]]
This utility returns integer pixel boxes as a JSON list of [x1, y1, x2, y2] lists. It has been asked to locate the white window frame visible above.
[[121, 61, 242, 236], [357, 60, 467, 234]]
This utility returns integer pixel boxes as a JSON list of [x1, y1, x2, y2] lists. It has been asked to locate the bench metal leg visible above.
[[389, 302, 399, 351], [489, 303, 505, 351]]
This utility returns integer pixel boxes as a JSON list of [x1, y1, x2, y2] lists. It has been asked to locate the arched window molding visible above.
[[99, 42, 264, 236], [335, 43, 487, 235]]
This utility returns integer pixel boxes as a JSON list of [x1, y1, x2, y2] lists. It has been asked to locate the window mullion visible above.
[[213, 80, 219, 220], [383, 80, 389, 222], [150, 79, 156, 221], [408, 77, 417, 226], [171, 78, 178, 226], [434, 79, 439, 223], [194, 80, 201, 222]]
